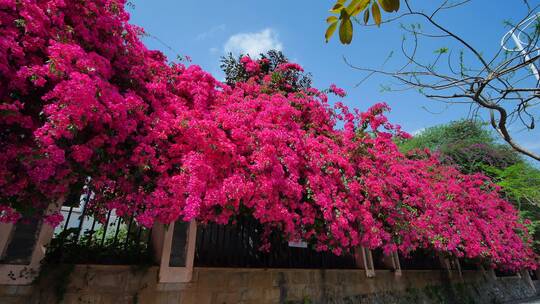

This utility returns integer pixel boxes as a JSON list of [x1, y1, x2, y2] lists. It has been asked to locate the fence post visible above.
[[454, 258, 463, 280], [520, 269, 536, 293], [153, 220, 197, 283], [0, 223, 13, 260], [354, 246, 375, 278], [439, 255, 460, 279], [383, 252, 401, 276], [0, 199, 63, 285], [479, 265, 497, 281]]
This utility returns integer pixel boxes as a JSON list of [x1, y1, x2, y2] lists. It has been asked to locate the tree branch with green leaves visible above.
[[326, 0, 400, 44]]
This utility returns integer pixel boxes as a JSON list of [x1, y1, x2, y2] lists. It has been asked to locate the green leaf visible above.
[[326, 16, 338, 24], [14, 19, 26, 28], [392, 0, 400, 11], [434, 47, 449, 54], [372, 2, 382, 27], [378, 0, 391, 12], [363, 9, 370, 24], [325, 22, 338, 42], [378, 0, 400, 12], [339, 17, 354, 44], [377, 0, 392, 12]]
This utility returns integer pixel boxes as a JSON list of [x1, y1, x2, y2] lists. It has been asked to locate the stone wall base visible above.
[[0, 265, 536, 304]]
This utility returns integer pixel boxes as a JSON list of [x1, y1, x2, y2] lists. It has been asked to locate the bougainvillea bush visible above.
[[0, 0, 536, 270]]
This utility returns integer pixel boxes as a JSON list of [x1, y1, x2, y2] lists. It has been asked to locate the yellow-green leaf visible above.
[[363, 9, 370, 25], [330, 3, 344, 13], [326, 16, 338, 24], [350, 0, 370, 16], [372, 2, 382, 27], [325, 22, 338, 43], [345, 0, 361, 14], [339, 17, 353, 44], [332, 2, 344, 9]]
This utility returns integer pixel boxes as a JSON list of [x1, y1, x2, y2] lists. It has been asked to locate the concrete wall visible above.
[[0, 265, 536, 304]]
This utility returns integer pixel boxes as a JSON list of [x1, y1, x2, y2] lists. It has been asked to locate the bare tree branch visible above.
[[348, 0, 540, 161]]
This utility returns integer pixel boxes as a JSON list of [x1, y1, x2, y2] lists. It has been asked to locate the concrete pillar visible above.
[[153, 220, 197, 283], [520, 269, 536, 292], [382, 251, 402, 276], [355, 246, 375, 278], [439, 256, 453, 278], [454, 258, 463, 280], [0, 200, 63, 285], [479, 265, 497, 281], [438, 256, 463, 280]]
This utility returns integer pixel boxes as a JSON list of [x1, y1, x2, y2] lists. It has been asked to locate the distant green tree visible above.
[[220, 50, 312, 91], [401, 120, 540, 250], [483, 163, 540, 248], [400, 120, 520, 174]]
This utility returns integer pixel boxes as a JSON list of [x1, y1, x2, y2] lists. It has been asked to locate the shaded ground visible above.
[[507, 296, 540, 304]]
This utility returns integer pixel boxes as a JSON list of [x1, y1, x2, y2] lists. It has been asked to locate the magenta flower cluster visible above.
[[0, 0, 536, 271]]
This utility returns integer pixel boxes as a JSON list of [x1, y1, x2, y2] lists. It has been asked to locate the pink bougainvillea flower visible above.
[[0, 0, 536, 271], [329, 84, 346, 97]]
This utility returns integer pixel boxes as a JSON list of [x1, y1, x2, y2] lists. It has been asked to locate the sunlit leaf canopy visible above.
[[326, 0, 400, 44]]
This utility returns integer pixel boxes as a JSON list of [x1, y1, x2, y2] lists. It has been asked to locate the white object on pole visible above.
[[501, 12, 540, 82], [288, 240, 308, 248]]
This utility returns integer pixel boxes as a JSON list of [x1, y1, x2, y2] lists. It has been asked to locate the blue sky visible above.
[[128, 1, 540, 157]]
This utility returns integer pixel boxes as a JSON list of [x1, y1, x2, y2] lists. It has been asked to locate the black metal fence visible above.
[[460, 258, 479, 271], [398, 249, 442, 270], [494, 268, 518, 277], [46, 196, 153, 265], [43, 191, 449, 271], [372, 249, 398, 270], [194, 217, 357, 269]]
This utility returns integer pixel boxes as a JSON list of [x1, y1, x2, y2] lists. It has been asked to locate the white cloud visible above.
[[223, 28, 283, 56], [196, 24, 226, 41]]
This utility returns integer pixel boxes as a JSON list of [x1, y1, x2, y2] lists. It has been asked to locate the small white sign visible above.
[[288, 241, 308, 248]]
